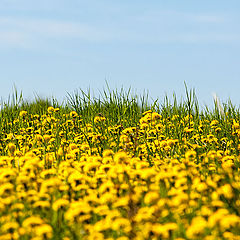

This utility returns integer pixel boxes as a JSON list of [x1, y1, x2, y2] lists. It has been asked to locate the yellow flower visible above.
[[134, 206, 155, 222], [210, 120, 219, 126], [33, 201, 50, 210], [220, 214, 240, 230], [52, 199, 69, 211], [43, 134, 51, 143], [208, 208, 228, 227], [22, 216, 44, 228], [19, 110, 27, 117], [186, 216, 207, 239], [65, 202, 91, 223], [102, 149, 114, 158], [69, 111, 78, 118], [219, 184, 233, 199], [2, 221, 19, 233], [35, 224, 52, 238], [35, 134, 43, 142], [94, 116, 106, 123], [113, 196, 129, 208], [47, 106, 55, 114], [111, 218, 131, 233], [7, 143, 16, 156], [68, 143, 78, 151], [151, 223, 177, 238], [40, 178, 62, 194], [84, 162, 100, 172], [0, 183, 14, 197], [85, 232, 104, 240], [144, 191, 159, 205], [185, 150, 196, 160], [152, 112, 161, 120], [114, 151, 129, 164], [0, 233, 13, 240]]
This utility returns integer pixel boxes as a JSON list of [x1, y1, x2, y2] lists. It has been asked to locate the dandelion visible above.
[[52, 199, 69, 211], [19, 110, 27, 117], [35, 224, 53, 239], [114, 151, 129, 164], [7, 143, 16, 156], [47, 106, 55, 114], [185, 150, 196, 160]]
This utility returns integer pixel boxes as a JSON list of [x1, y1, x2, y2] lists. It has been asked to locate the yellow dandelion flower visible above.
[[22, 216, 44, 228], [186, 216, 207, 239], [7, 143, 16, 156], [33, 201, 50, 210], [35, 224, 52, 239], [2, 221, 19, 233], [69, 111, 78, 118], [52, 198, 69, 211], [219, 184, 233, 199], [114, 151, 129, 164], [111, 218, 131, 233], [102, 149, 114, 158], [47, 106, 55, 114], [0, 183, 14, 197], [144, 191, 159, 205], [185, 150, 196, 160], [19, 110, 27, 117]]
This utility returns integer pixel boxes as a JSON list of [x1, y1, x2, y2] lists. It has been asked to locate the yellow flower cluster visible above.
[[0, 107, 240, 239]]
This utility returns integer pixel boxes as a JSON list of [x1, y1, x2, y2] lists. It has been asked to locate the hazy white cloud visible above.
[[0, 17, 111, 40], [0, 17, 115, 49], [0, 12, 238, 50], [0, 31, 30, 48], [192, 15, 225, 23], [173, 33, 240, 43], [135, 9, 226, 24]]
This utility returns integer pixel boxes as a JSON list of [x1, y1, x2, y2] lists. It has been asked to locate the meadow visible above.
[[0, 87, 240, 240]]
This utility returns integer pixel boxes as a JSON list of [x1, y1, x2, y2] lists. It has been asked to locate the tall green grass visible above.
[[1, 84, 239, 129]]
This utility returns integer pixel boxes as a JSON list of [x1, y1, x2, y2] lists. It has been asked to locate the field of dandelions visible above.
[[0, 87, 240, 240]]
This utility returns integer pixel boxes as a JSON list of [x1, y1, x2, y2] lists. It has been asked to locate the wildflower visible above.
[[2, 222, 19, 233], [113, 196, 129, 208], [65, 202, 91, 223], [219, 184, 233, 199], [186, 216, 207, 239], [94, 116, 106, 123], [35, 134, 43, 142], [112, 218, 131, 233], [114, 151, 129, 164], [35, 224, 52, 239], [33, 201, 50, 210], [0, 183, 14, 197], [103, 149, 114, 158], [70, 111, 78, 118], [22, 216, 44, 228], [68, 143, 78, 151], [43, 134, 51, 143], [220, 214, 240, 230], [19, 110, 27, 117], [185, 150, 196, 160], [151, 223, 177, 239], [84, 162, 100, 173], [152, 112, 161, 120], [208, 209, 229, 227], [47, 106, 55, 114], [7, 143, 16, 156], [52, 199, 69, 211], [144, 191, 159, 205]]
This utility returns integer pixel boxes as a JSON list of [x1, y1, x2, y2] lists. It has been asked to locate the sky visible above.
[[0, 0, 240, 108]]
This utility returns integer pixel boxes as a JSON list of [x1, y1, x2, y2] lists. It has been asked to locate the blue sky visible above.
[[0, 0, 240, 108]]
